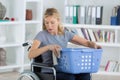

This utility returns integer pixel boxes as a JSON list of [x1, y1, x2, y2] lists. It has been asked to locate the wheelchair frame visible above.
[[17, 42, 57, 80]]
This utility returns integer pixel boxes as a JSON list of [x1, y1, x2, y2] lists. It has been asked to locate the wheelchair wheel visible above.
[[17, 71, 40, 80]]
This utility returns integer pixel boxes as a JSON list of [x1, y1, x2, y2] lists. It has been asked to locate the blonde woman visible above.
[[28, 8, 101, 80]]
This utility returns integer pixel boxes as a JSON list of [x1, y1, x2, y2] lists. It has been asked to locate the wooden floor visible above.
[[0, 71, 120, 80]]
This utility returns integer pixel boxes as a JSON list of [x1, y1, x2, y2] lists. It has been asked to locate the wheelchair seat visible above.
[[31, 55, 56, 80]]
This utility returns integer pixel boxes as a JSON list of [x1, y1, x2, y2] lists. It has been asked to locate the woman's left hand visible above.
[[48, 44, 61, 57], [88, 41, 102, 49]]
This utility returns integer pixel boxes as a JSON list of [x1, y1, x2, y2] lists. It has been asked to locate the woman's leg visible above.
[[56, 72, 75, 80], [75, 73, 91, 80]]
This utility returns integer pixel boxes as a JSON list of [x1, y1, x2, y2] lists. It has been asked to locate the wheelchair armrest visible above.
[[32, 62, 53, 67], [31, 62, 56, 80]]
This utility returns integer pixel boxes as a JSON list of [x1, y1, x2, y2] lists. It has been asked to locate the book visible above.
[[113, 61, 119, 72], [110, 31, 115, 43], [105, 60, 110, 71], [81, 28, 88, 40], [105, 60, 118, 72], [76, 28, 85, 38], [93, 31, 100, 42], [87, 29, 96, 41]]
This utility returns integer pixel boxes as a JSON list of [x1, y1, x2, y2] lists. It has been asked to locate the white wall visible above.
[[43, 0, 65, 22]]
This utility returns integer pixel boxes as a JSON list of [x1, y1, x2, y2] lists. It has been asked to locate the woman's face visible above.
[[44, 16, 59, 35]]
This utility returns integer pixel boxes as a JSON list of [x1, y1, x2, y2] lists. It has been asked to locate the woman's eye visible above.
[[45, 21, 55, 25], [45, 22, 48, 24]]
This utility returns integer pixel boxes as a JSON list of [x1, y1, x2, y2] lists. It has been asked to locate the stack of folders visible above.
[[64, 5, 103, 25], [111, 5, 120, 25]]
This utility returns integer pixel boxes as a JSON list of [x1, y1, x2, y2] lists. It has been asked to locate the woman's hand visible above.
[[47, 44, 61, 57], [88, 41, 102, 49]]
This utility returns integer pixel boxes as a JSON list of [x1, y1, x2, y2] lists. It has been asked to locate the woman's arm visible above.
[[28, 40, 61, 59], [71, 35, 101, 49], [28, 40, 50, 59]]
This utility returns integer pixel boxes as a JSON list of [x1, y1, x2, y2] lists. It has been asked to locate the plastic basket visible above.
[[56, 48, 102, 74]]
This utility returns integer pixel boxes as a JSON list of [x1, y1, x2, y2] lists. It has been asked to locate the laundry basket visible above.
[[56, 48, 102, 74]]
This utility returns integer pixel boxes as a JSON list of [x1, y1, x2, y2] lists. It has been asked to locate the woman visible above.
[[28, 8, 101, 80]]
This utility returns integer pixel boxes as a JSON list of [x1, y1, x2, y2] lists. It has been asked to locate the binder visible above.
[[110, 6, 118, 25], [116, 6, 120, 25], [73, 5, 79, 24], [78, 6, 86, 24], [111, 16, 117, 25], [65, 5, 70, 23], [69, 5, 74, 24], [91, 6, 96, 24], [86, 6, 92, 24], [96, 6, 103, 25]]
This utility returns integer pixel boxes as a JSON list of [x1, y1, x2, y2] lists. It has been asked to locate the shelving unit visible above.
[[0, 0, 43, 72], [64, 0, 120, 76]]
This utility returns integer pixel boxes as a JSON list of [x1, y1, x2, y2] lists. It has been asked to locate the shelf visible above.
[[0, 42, 22, 48], [92, 66, 120, 75], [63, 24, 120, 30], [25, 20, 40, 24], [26, 0, 40, 2], [0, 21, 23, 25], [68, 42, 120, 48], [93, 71, 120, 76], [97, 42, 120, 47], [23, 63, 31, 67], [0, 65, 21, 70]]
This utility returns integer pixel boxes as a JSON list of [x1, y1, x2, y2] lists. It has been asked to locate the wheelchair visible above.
[[17, 41, 94, 80], [17, 41, 58, 80]]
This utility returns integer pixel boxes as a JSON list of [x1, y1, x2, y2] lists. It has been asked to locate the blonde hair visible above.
[[43, 8, 64, 35]]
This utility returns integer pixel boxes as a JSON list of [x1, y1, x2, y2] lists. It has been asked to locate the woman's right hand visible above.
[[47, 44, 61, 57]]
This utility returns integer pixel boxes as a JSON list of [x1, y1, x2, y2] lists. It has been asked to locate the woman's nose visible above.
[[47, 23, 52, 27]]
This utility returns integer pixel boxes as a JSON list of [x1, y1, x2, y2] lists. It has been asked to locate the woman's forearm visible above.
[[28, 45, 49, 59], [86, 41, 96, 48], [71, 35, 99, 48]]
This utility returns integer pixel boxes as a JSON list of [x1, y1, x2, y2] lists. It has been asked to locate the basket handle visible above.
[[81, 49, 93, 53]]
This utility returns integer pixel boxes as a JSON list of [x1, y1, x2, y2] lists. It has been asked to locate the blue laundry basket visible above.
[[56, 48, 102, 74]]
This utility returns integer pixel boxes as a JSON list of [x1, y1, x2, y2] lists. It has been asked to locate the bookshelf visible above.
[[0, 0, 43, 72], [64, 0, 120, 75], [0, 0, 120, 76]]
